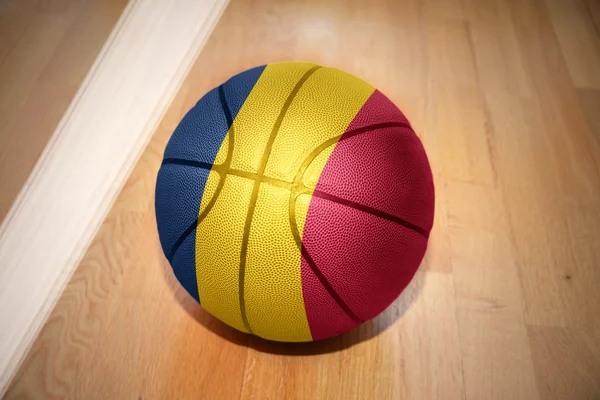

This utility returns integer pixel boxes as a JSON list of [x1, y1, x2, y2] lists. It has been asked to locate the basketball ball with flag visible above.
[[155, 62, 434, 342]]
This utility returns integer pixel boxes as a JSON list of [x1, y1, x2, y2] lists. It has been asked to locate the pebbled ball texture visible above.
[[155, 62, 434, 342]]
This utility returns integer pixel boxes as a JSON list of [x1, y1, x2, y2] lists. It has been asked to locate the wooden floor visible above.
[[0, 0, 128, 224], [5, 0, 600, 398]]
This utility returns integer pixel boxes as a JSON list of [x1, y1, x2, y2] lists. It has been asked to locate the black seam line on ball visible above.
[[238, 65, 323, 334], [218, 84, 233, 126], [312, 190, 429, 239], [300, 245, 364, 324], [162, 158, 213, 170]]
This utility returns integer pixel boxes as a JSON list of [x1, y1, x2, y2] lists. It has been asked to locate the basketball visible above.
[[155, 62, 434, 342]]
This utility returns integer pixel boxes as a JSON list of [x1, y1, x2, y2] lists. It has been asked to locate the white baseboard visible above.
[[0, 0, 229, 393]]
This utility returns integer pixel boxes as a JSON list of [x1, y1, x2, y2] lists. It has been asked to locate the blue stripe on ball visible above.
[[156, 65, 266, 302]]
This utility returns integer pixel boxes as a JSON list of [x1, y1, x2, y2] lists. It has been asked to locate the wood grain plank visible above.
[[584, 0, 600, 32], [578, 88, 600, 144], [462, 0, 532, 97], [501, 0, 600, 329], [527, 326, 600, 400], [447, 182, 539, 400], [424, 17, 496, 186], [545, 0, 600, 89]]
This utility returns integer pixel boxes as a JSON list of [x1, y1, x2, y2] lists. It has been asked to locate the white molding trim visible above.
[[0, 0, 229, 393]]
